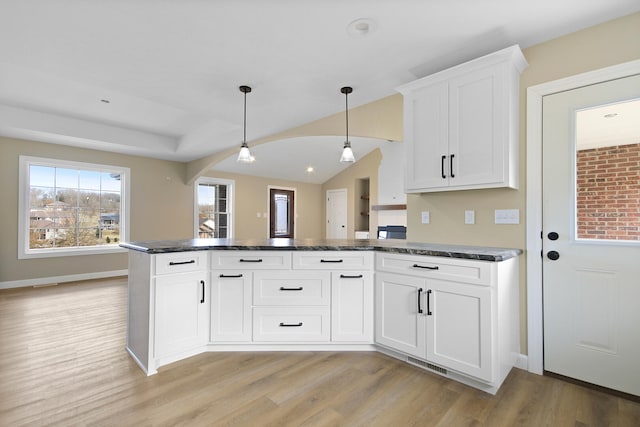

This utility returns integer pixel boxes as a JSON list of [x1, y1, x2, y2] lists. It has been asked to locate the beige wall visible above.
[[0, 136, 194, 284], [407, 12, 640, 353], [321, 149, 383, 238], [202, 171, 323, 240]]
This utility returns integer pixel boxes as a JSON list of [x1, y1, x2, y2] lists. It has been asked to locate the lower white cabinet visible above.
[[210, 271, 252, 342], [375, 252, 518, 390], [154, 271, 209, 359], [331, 272, 374, 342], [375, 273, 426, 358], [253, 306, 330, 342]]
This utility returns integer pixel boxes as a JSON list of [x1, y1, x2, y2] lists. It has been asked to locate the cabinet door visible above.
[[154, 272, 209, 358], [425, 279, 493, 382], [448, 63, 508, 188], [331, 272, 373, 343], [211, 272, 252, 342], [375, 273, 426, 358], [404, 81, 449, 192]]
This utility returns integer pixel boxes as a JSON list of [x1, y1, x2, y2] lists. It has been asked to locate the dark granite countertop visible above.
[[120, 238, 522, 262]]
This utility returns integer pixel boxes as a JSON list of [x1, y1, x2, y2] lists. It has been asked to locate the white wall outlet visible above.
[[494, 209, 519, 224], [465, 210, 475, 225], [421, 211, 430, 224]]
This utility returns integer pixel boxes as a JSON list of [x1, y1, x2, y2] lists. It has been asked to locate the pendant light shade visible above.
[[340, 86, 355, 163], [237, 85, 254, 163]]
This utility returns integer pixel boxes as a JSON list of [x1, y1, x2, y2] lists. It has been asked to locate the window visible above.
[[18, 156, 130, 259], [195, 177, 234, 238]]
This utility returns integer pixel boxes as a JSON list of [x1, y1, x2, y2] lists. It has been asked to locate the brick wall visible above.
[[576, 143, 640, 240]]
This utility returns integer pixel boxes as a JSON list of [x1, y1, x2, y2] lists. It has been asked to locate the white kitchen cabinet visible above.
[[375, 272, 426, 357], [398, 45, 527, 193], [426, 278, 492, 382], [154, 271, 209, 359], [332, 271, 374, 343], [210, 271, 252, 342], [375, 252, 518, 392]]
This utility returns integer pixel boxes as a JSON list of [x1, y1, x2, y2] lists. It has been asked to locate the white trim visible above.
[[194, 177, 235, 238], [0, 269, 128, 290], [525, 59, 640, 375], [18, 155, 130, 259]]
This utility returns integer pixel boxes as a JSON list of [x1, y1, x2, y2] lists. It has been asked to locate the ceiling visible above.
[[1, 1, 638, 183]]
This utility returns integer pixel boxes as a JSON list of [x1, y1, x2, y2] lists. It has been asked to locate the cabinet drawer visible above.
[[253, 271, 330, 306], [154, 252, 208, 275], [292, 251, 373, 270], [211, 251, 292, 270], [375, 252, 492, 286], [253, 307, 330, 342]]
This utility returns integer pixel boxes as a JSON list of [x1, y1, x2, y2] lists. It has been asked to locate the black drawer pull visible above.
[[219, 274, 243, 278], [412, 264, 439, 270], [200, 280, 205, 304], [240, 258, 263, 263], [426, 289, 433, 316], [279, 322, 303, 327], [340, 274, 363, 279], [169, 260, 196, 266], [417, 288, 423, 314], [320, 259, 343, 263], [280, 286, 303, 291]]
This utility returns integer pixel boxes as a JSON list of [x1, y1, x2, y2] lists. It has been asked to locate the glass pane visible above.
[[56, 168, 78, 188], [79, 170, 102, 190], [102, 172, 122, 192], [575, 100, 640, 242], [274, 194, 290, 236], [56, 188, 78, 207], [30, 165, 55, 187], [30, 186, 55, 209]]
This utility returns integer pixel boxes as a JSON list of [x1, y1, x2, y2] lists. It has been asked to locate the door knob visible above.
[[547, 251, 560, 261], [547, 232, 559, 241]]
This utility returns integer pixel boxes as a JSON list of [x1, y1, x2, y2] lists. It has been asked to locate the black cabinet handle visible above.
[[200, 280, 205, 304], [412, 263, 439, 270], [280, 286, 303, 291], [426, 289, 432, 316], [320, 259, 343, 263], [417, 288, 423, 314], [239, 258, 263, 263], [441, 155, 447, 179], [340, 274, 363, 279], [279, 322, 303, 327], [450, 154, 455, 178], [219, 274, 243, 278], [169, 260, 195, 266]]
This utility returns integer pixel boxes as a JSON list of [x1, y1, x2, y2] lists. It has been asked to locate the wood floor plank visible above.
[[1, 277, 639, 426]]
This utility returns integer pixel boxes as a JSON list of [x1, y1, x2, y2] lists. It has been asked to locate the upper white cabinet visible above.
[[397, 45, 528, 193]]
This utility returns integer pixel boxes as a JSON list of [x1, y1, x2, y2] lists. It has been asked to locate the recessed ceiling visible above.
[[0, 1, 638, 182]]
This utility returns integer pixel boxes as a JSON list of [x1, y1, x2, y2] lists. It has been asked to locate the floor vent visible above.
[[407, 356, 448, 375]]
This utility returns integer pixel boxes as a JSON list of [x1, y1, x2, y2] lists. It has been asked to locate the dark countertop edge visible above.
[[119, 239, 523, 262]]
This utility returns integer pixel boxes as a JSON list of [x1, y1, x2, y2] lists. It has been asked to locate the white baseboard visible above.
[[0, 269, 128, 290], [515, 353, 529, 371]]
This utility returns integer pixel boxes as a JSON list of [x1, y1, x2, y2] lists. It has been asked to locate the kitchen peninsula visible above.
[[121, 238, 521, 394]]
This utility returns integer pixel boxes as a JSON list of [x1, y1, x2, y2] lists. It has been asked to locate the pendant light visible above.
[[237, 85, 254, 163], [340, 86, 355, 163]]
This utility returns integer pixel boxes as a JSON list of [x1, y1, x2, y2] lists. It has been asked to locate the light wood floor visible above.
[[1, 278, 639, 426]]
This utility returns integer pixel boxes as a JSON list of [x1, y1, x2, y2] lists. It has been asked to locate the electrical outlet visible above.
[[465, 210, 475, 225], [421, 211, 430, 224]]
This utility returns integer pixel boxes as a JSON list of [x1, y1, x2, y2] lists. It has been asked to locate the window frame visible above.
[[18, 155, 130, 259], [194, 177, 234, 239]]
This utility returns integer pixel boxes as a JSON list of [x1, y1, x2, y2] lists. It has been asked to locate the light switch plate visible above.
[[421, 211, 430, 224], [465, 210, 475, 225], [494, 209, 519, 224]]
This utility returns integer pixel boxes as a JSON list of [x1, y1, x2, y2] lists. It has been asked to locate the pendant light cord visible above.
[[345, 89, 349, 142], [243, 90, 247, 144]]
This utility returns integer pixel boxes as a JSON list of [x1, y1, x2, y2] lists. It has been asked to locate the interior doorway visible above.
[[326, 188, 347, 239], [269, 187, 295, 238]]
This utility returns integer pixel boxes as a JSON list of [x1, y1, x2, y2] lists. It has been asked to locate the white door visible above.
[[542, 74, 640, 396], [326, 189, 347, 239]]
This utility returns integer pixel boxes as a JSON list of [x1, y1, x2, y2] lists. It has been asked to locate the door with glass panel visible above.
[[542, 74, 640, 396], [269, 188, 294, 238]]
